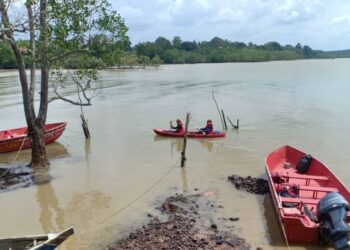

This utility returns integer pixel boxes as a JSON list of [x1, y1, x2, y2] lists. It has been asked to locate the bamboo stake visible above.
[[181, 113, 190, 167], [80, 113, 90, 138], [227, 116, 235, 128], [227, 116, 239, 129], [212, 91, 225, 131], [221, 109, 227, 131], [77, 83, 90, 138]]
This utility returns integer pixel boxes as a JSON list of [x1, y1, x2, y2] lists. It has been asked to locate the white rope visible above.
[[98, 159, 180, 225], [0, 136, 27, 178]]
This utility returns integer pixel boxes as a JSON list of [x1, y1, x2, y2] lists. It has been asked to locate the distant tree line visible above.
[[1, 36, 349, 69], [0, 34, 161, 69], [134, 36, 342, 64]]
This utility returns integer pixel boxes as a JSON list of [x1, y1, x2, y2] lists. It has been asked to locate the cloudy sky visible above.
[[112, 0, 350, 51]]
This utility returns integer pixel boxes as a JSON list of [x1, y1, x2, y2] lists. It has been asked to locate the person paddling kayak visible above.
[[170, 119, 184, 133], [198, 119, 214, 134]]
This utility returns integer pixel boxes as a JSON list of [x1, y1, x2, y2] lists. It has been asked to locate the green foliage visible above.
[[133, 37, 346, 64], [155, 37, 172, 50], [151, 55, 163, 67], [172, 36, 182, 49], [0, 43, 17, 69], [263, 42, 282, 51], [117, 52, 139, 68], [303, 45, 313, 58], [47, 0, 129, 70], [64, 54, 105, 69]]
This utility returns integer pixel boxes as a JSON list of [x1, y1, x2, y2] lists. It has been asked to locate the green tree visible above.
[[138, 55, 151, 68], [151, 55, 163, 68], [155, 37, 172, 50], [180, 41, 198, 51], [135, 42, 160, 59], [0, 0, 128, 170], [118, 52, 138, 68], [264, 42, 282, 51], [172, 36, 182, 49], [303, 45, 313, 58], [0, 43, 17, 68]]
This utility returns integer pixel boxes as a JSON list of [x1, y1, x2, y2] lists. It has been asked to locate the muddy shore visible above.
[[107, 193, 252, 249], [107, 174, 269, 249], [0, 166, 33, 190], [1, 167, 268, 249]]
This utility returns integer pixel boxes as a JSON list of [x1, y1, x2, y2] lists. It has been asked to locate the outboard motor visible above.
[[318, 192, 350, 250]]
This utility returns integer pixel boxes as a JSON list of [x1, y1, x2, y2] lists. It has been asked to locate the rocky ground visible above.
[[227, 175, 269, 195], [107, 193, 252, 250]]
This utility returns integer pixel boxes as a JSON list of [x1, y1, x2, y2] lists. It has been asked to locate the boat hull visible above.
[[0, 227, 74, 250], [153, 128, 226, 138], [265, 145, 350, 245], [0, 122, 67, 153]]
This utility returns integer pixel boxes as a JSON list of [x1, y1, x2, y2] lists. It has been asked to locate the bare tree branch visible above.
[[51, 82, 92, 106]]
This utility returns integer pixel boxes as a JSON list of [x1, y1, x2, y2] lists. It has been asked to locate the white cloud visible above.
[[111, 0, 350, 50], [212, 7, 245, 23], [119, 6, 143, 19], [332, 15, 350, 24]]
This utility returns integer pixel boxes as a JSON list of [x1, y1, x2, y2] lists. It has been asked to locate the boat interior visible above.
[[267, 146, 350, 225]]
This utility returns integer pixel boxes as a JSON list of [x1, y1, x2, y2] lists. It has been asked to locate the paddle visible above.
[[301, 201, 318, 223]]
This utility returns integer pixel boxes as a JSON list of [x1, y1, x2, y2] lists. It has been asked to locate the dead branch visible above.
[[52, 83, 92, 106]]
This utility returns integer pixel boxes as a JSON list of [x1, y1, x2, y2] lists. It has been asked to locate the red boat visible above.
[[0, 122, 67, 153], [266, 145, 350, 249], [153, 128, 226, 138]]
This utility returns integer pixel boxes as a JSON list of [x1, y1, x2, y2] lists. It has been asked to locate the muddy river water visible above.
[[1, 59, 350, 249]]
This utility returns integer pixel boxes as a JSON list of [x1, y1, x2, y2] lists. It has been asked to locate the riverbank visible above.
[[0, 166, 33, 190], [107, 175, 270, 249], [107, 192, 252, 249]]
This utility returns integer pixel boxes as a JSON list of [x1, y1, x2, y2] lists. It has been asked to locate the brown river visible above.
[[1, 59, 350, 249]]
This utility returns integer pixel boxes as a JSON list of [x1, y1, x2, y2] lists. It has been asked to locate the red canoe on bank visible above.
[[0, 122, 67, 153], [153, 128, 226, 138], [265, 145, 350, 249]]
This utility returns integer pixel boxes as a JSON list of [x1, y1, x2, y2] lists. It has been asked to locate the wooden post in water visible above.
[[221, 109, 227, 131], [81, 113, 90, 138], [227, 116, 239, 130], [212, 91, 225, 131], [181, 113, 190, 167]]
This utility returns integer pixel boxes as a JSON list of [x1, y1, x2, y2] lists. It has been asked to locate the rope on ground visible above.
[[0, 136, 27, 178], [98, 159, 180, 225]]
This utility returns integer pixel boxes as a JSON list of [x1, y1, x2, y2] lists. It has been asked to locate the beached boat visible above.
[[153, 128, 226, 138], [265, 145, 350, 249], [0, 227, 74, 250], [0, 122, 67, 153]]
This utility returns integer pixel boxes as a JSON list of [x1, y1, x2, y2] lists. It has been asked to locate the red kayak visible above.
[[153, 128, 226, 138], [265, 145, 350, 249], [0, 122, 67, 153]]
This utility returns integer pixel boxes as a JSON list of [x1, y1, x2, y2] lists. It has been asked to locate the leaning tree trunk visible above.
[[1, 0, 50, 170], [29, 125, 49, 169], [29, 0, 50, 170]]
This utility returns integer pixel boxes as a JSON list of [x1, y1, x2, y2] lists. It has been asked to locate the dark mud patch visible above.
[[228, 175, 269, 195], [107, 193, 251, 249], [0, 166, 33, 191]]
